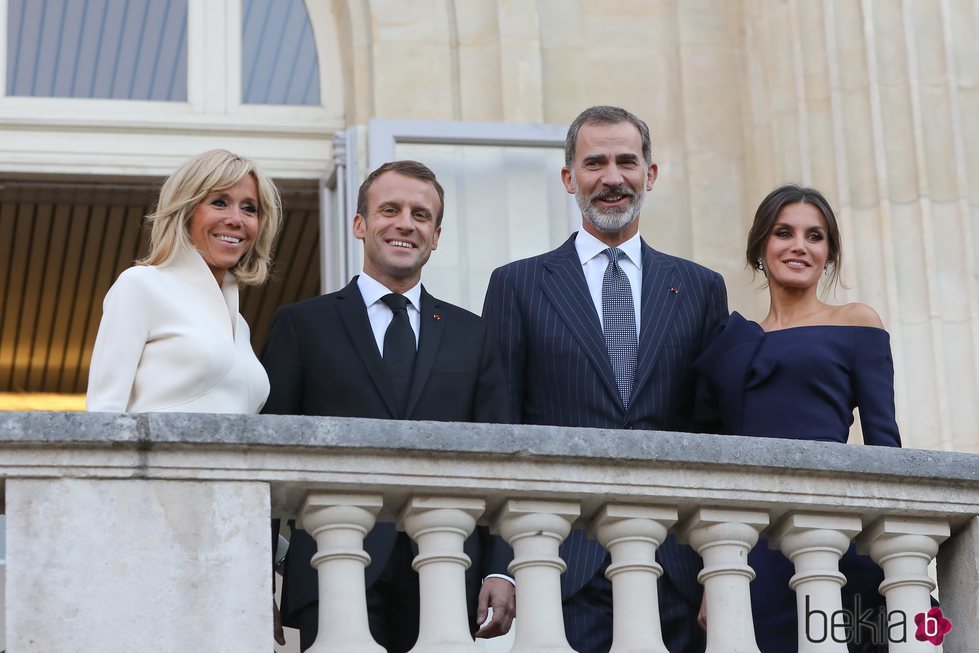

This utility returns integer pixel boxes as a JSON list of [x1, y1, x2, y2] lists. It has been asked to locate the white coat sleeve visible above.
[[86, 269, 152, 412]]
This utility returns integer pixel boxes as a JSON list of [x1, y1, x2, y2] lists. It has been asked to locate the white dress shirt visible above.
[[86, 247, 269, 413], [357, 273, 421, 355], [574, 227, 642, 335]]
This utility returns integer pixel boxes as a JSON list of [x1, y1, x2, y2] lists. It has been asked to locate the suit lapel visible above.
[[541, 234, 622, 406], [632, 240, 680, 402], [335, 278, 400, 418], [404, 288, 443, 417]]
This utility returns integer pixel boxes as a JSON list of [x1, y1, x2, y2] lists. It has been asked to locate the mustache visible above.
[[590, 185, 636, 202]]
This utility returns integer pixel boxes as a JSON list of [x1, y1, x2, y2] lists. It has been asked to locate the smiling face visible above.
[[188, 174, 259, 285], [561, 121, 657, 245], [353, 171, 442, 292], [762, 202, 830, 291]]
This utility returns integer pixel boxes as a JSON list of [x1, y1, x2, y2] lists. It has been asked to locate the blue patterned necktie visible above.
[[601, 247, 638, 409]]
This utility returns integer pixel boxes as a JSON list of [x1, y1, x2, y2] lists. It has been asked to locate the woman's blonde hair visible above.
[[140, 149, 282, 286]]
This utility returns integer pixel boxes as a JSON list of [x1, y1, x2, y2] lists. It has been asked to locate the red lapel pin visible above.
[[433, 314, 441, 321], [670, 287, 678, 294]]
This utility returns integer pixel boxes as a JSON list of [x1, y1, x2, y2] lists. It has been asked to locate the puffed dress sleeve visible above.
[[86, 269, 152, 412], [852, 329, 902, 447]]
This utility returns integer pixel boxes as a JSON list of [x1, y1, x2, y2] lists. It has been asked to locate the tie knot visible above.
[[604, 247, 624, 265], [381, 293, 410, 313]]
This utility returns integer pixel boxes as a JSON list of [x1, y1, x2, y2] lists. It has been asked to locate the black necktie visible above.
[[602, 247, 638, 409], [381, 293, 416, 417]]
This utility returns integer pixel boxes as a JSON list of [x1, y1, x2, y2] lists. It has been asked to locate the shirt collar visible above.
[[357, 272, 422, 310], [574, 227, 642, 269]]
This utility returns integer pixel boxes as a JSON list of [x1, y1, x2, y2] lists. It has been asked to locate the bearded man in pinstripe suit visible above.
[[482, 105, 728, 653]]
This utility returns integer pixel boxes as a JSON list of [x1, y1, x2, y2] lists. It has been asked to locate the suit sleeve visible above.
[[478, 524, 513, 578], [481, 266, 525, 424], [86, 272, 150, 412], [469, 326, 516, 576], [474, 279, 517, 577], [260, 307, 304, 416], [684, 271, 729, 434], [699, 271, 729, 353], [473, 322, 510, 424]]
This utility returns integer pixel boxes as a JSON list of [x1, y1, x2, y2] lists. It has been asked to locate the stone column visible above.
[[400, 496, 485, 653], [769, 513, 862, 653], [937, 515, 979, 653], [496, 499, 579, 653], [680, 507, 769, 653], [590, 503, 677, 653], [857, 517, 950, 653], [301, 492, 385, 653]]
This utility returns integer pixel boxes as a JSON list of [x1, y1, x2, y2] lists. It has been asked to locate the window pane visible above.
[[6, 0, 188, 100], [395, 143, 574, 313], [242, 0, 320, 105]]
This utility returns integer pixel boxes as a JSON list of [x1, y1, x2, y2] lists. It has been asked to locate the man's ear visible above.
[[431, 225, 441, 251], [646, 163, 658, 191], [352, 213, 366, 240], [561, 166, 575, 194]]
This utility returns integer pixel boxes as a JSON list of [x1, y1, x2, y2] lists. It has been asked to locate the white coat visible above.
[[86, 247, 269, 413]]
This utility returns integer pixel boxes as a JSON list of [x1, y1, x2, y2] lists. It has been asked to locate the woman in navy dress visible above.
[[694, 184, 901, 652]]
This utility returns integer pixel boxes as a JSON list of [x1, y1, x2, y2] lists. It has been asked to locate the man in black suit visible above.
[[262, 160, 515, 652], [482, 106, 728, 653]]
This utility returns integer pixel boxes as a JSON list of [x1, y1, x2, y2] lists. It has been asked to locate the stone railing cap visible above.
[[2, 411, 978, 484]]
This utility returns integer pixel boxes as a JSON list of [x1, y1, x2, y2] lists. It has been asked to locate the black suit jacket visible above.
[[262, 278, 511, 626], [482, 233, 728, 601]]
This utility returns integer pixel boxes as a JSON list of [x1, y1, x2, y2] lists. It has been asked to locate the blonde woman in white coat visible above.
[[87, 149, 282, 414]]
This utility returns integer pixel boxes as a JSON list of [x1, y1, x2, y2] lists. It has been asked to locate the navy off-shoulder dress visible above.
[[693, 312, 901, 652]]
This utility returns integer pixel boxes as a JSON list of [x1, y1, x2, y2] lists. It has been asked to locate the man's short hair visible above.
[[356, 160, 446, 226], [564, 105, 653, 168]]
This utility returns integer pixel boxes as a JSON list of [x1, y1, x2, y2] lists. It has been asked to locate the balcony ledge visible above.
[[2, 411, 977, 526]]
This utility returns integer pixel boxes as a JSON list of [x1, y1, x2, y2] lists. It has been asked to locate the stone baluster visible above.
[[400, 496, 485, 653], [496, 499, 580, 653], [301, 493, 385, 653], [857, 517, 950, 653], [590, 504, 677, 653], [680, 507, 769, 653], [769, 513, 862, 652]]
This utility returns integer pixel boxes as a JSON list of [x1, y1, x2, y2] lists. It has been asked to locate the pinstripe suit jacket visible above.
[[482, 233, 728, 604]]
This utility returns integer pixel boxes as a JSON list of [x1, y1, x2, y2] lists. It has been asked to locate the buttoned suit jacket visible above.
[[262, 277, 511, 629], [482, 233, 728, 644]]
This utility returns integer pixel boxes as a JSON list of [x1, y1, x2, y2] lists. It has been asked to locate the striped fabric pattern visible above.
[[482, 232, 728, 650]]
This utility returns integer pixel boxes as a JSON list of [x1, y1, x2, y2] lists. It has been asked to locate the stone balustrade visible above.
[[0, 411, 977, 652]]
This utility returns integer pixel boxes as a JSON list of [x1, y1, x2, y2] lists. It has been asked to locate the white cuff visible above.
[[484, 573, 515, 586]]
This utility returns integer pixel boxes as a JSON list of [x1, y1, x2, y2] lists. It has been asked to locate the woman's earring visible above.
[[823, 263, 833, 277], [756, 258, 765, 271]]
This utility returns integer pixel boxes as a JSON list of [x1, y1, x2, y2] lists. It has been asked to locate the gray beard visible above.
[[575, 186, 644, 234]]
